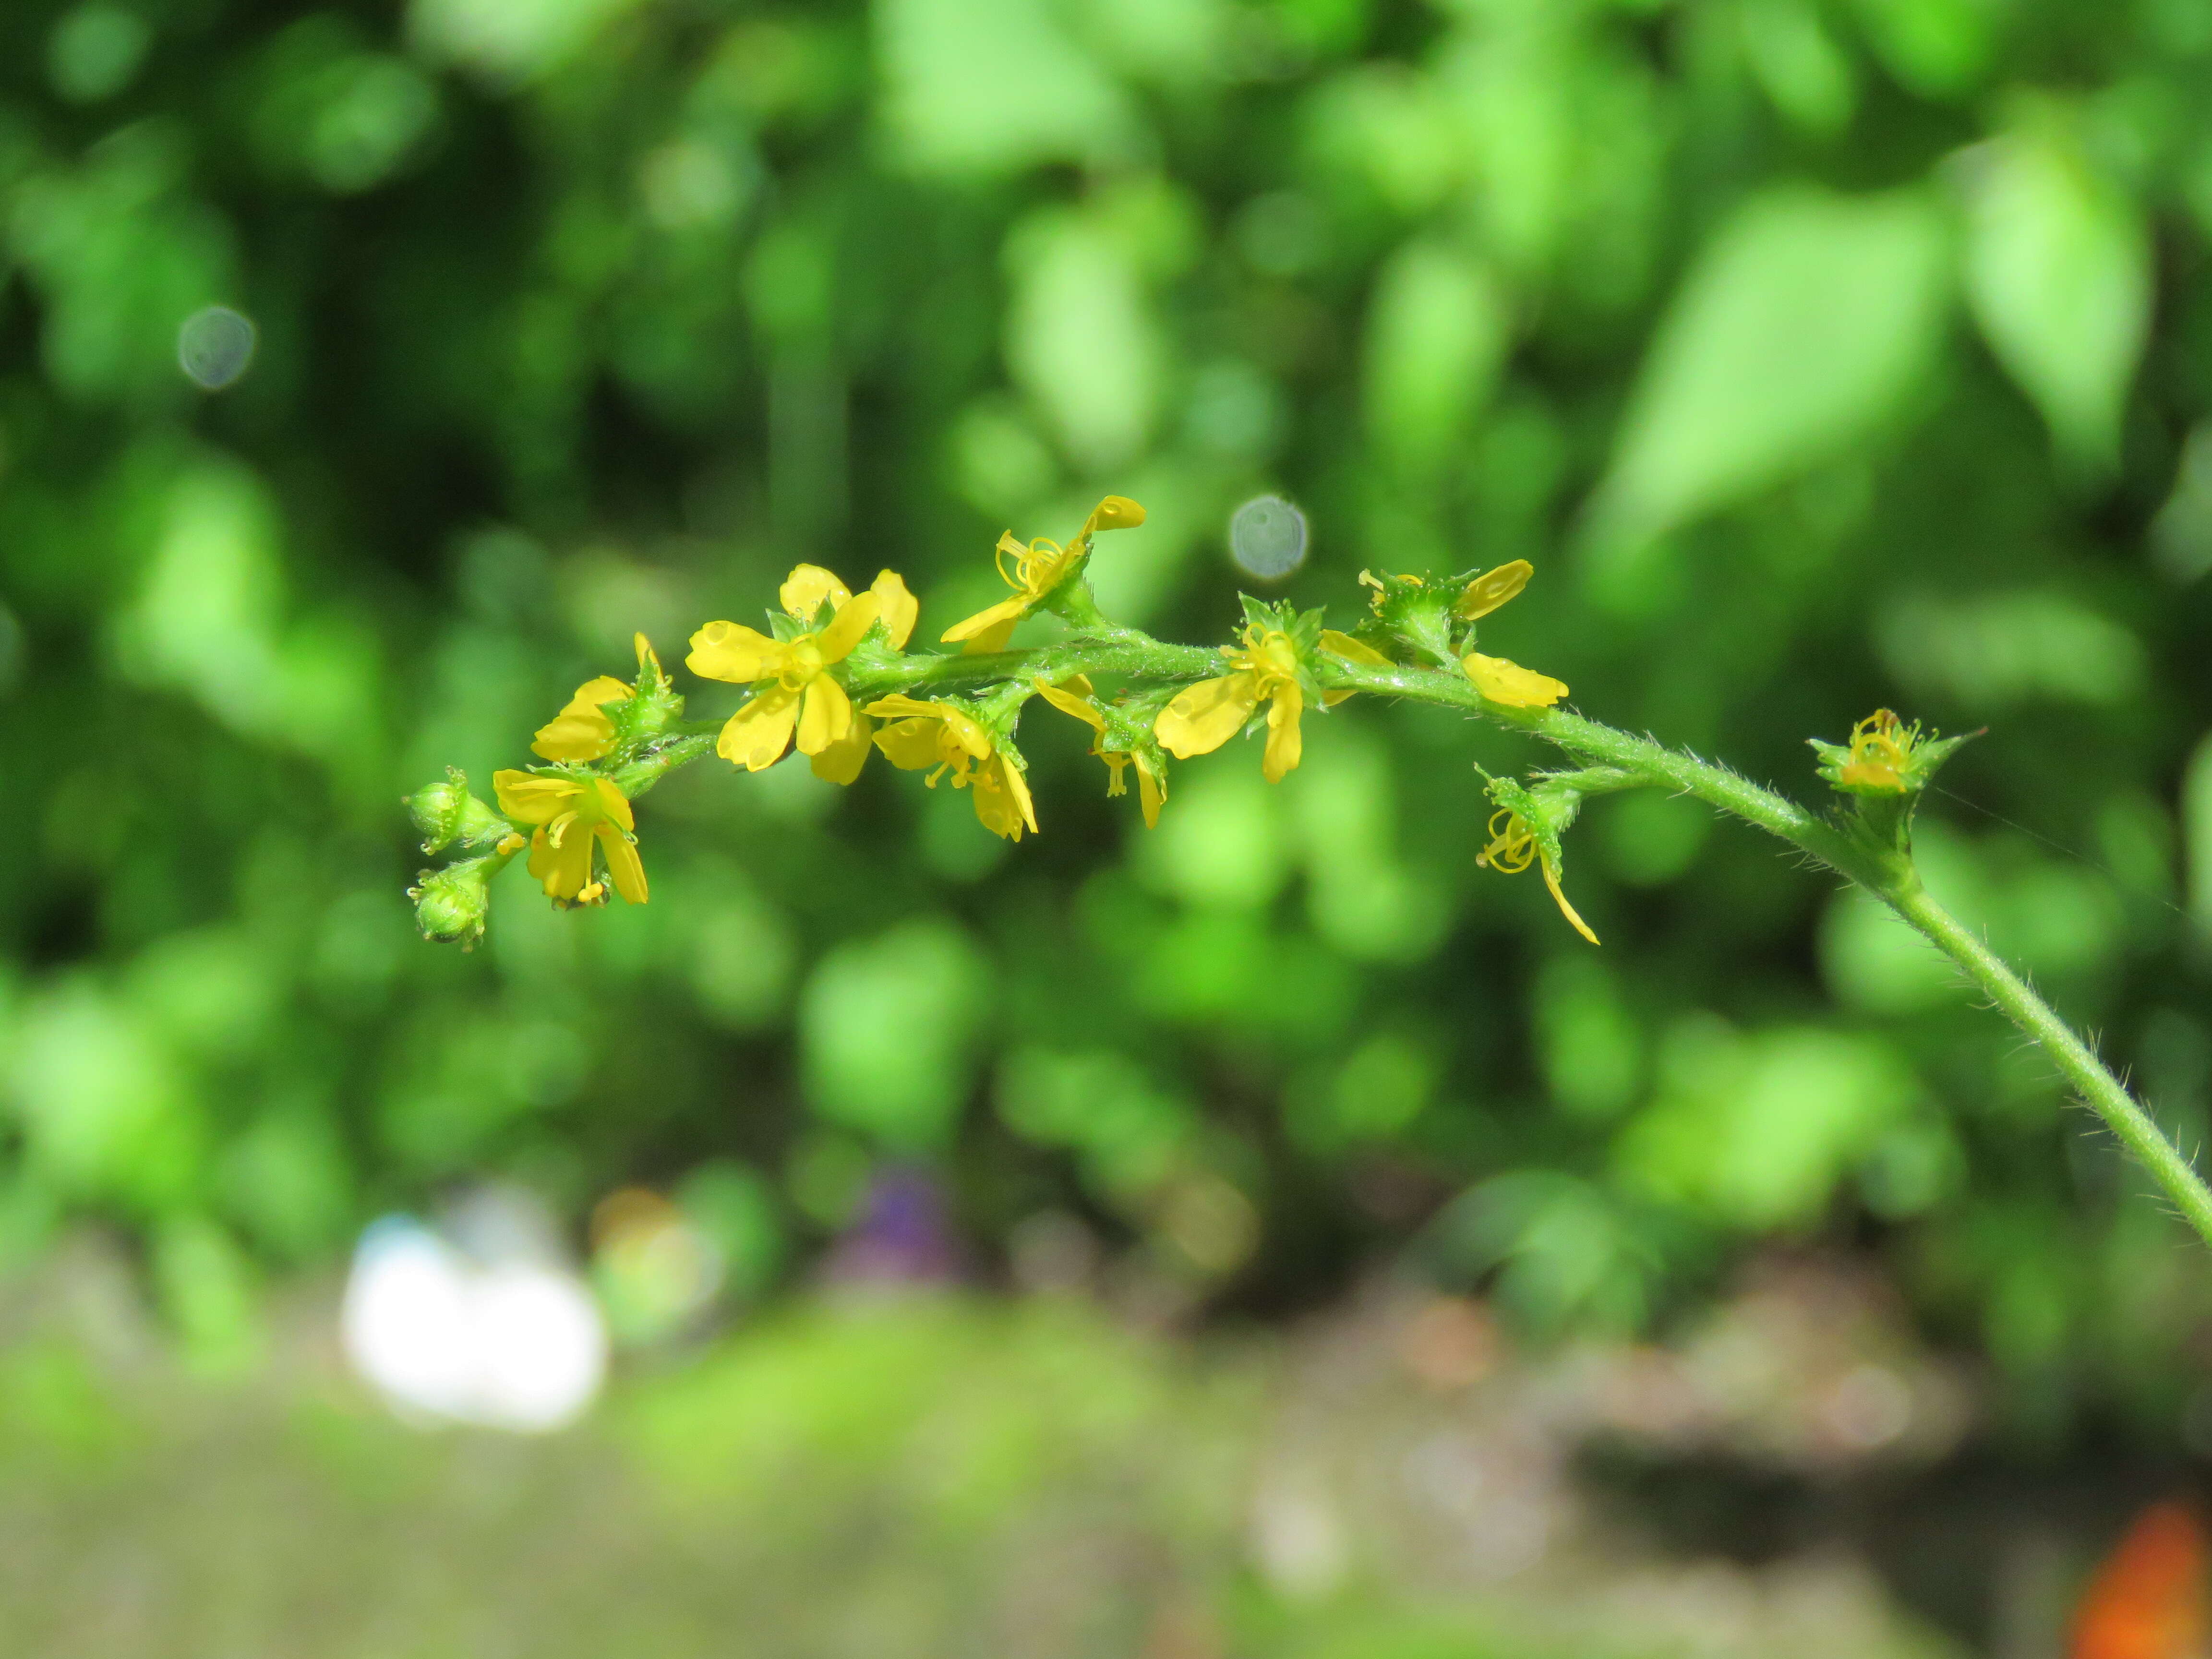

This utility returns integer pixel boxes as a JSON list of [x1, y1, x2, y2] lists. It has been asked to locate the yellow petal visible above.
[[687, 621, 781, 685], [973, 754, 1037, 841], [1155, 673, 1261, 758], [1540, 854, 1600, 945], [1081, 495, 1145, 536], [796, 675, 853, 755], [718, 685, 801, 770], [941, 595, 1029, 647], [1006, 757, 1037, 832], [595, 822, 649, 903], [962, 618, 1020, 656], [1458, 561, 1533, 619], [1135, 754, 1166, 829], [937, 706, 993, 757], [634, 633, 661, 674], [869, 571, 919, 649], [864, 693, 938, 722], [529, 822, 593, 900], [530, 675, 628, 762], [811, 713, 874, 784], [1034, 677, 1106, 734], [1464, 653, 1568, 708], [1262, 684, 1304, 782], [814, 590, 883, 662], [874, 717, 945, 770], [494, 769, 585, 825], [591, 776, 635, 832], [779, 564, 851, 622], [1317, 628, 1382, 701], [1317, 629, 1392, 668]]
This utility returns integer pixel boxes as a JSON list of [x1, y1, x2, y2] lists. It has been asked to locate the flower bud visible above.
[[405, 767, 511, 853], [410, 856, 497, 946]]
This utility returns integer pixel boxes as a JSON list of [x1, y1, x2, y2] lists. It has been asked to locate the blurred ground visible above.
[[0, 1237, 2159, 1659]]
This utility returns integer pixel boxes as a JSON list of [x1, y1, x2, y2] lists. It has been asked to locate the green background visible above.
[[4, 0, 2212, 1579]]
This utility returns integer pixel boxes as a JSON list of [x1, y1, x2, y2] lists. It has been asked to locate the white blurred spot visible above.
[[1821, 1362, 1912, 1450], [177, 307, 258, 391], [342, 1202, 605, 1433], [1228, 494, 1307, 580], [1251, 1472, 1349, 1600]]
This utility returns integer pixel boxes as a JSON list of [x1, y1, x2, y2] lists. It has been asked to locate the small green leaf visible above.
[[1587, 185, 1950, 546], [1362, 239, 1509, 483], [1958, 115, 2151, 476]]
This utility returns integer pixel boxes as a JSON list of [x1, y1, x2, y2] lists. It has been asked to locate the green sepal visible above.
[[1483, 773, 1580, 870], [607, 640, 684, 753], [405, 767, 513, 855], [1361, 570, 1459, 666], [409, 851, 508, 948]]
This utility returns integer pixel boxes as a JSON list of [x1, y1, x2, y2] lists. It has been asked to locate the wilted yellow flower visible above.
[[493, 770, 648, 906], [1358, 570, 1425, 607], [529, 635, 662, 762], [1155, 624, 1306, 782], [941, 495, 1145, 654], [1034, 675, 1166, 828], [1836, 709, 1911, 793], [866, 693, 1039, 841], [687, 565, 917, 777], [1455, 559, 1566, 708], [1477, 809, 1597, 945]]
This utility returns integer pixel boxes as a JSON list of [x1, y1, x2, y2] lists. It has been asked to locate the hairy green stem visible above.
[[1888, 882, 2212, 1244]]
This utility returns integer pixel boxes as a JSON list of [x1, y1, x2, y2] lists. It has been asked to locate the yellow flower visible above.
[[493, 770, 648, 907], [1154, 624, 1307, 782], [530, 675, 629, 762], [1453, 559, 1566, 708], [528, 635, 662, 762], [1034, 675, 1166, 828], [686, 565, 917, 778], [941, 496, 1145, 654], [865, 693, 1039, 842], [1477, 809, 1598, 945]]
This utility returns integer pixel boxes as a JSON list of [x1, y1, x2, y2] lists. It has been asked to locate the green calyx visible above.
[[405, 768, 513, 855]]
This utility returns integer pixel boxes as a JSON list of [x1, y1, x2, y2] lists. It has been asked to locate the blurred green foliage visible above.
[[3, 0, 2212, 1447]]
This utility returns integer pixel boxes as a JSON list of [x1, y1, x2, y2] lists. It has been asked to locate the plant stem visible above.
[[1323, 658, 2212, 1247], [1888, 881, 2212, 1247]]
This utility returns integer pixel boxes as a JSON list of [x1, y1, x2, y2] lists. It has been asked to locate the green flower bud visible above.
[[405, 768, 512, 854], [410, 856, 498, 947]]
